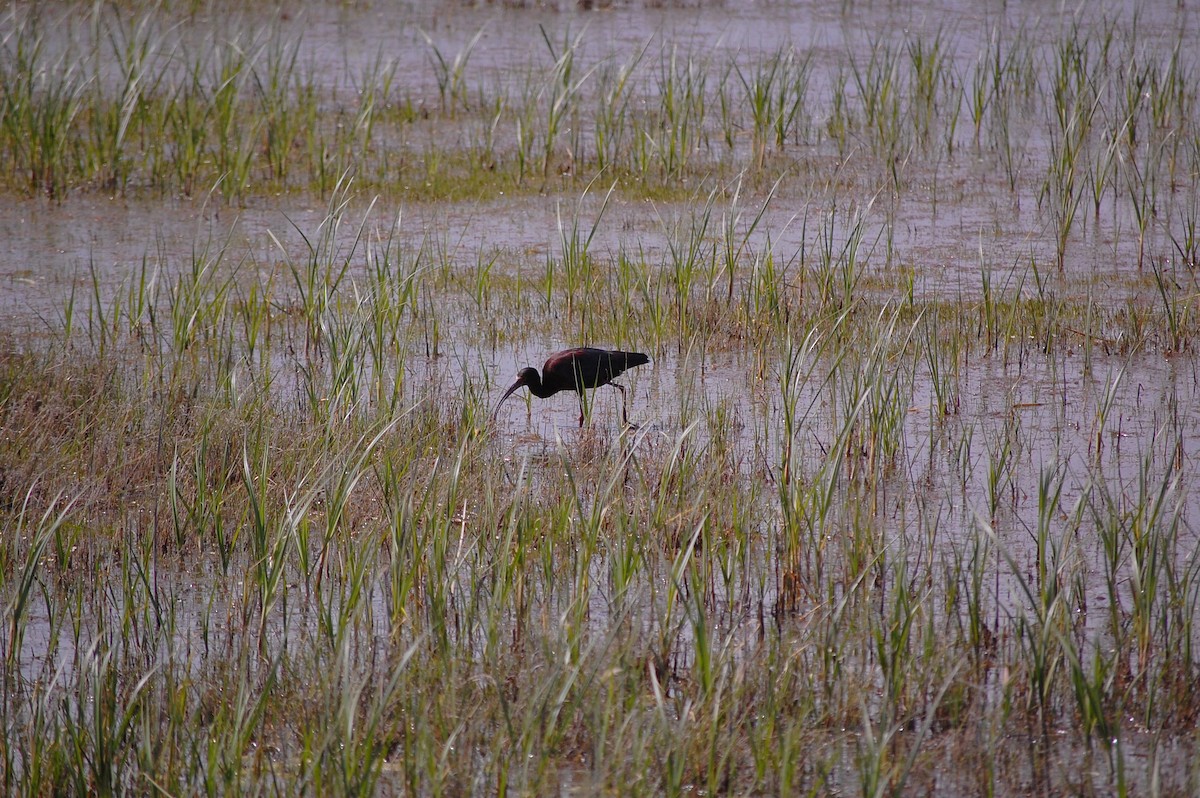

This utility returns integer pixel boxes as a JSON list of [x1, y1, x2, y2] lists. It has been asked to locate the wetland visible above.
[[2, 1, 1200, 795]]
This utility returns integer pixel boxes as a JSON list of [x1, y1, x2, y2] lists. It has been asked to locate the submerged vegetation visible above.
[[2, 1, 1200, 796]]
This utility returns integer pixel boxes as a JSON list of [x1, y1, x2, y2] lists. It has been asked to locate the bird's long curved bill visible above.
[[492, 380, 525, 419]]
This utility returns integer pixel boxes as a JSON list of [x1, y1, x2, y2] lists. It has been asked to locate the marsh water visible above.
[[4, 0, 1200, 795]]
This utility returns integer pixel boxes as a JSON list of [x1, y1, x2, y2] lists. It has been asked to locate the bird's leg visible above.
[[611, 382, 629, 425]]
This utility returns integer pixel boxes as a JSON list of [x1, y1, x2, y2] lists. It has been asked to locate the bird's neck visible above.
[[527, 372, 556, 398]]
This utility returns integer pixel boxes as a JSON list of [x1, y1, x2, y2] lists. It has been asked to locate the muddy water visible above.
[[0, 188, 1173, 333], [5, 0, 1197, 623], [4, 0, 1194, 318], [4, 1, 1200, 793], [4, 0, 1195, 605]]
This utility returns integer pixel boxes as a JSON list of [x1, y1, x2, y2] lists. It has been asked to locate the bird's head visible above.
[[493, 367, 540, 418]]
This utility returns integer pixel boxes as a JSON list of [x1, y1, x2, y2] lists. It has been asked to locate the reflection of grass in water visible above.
[[3, 5, 1200, 796]]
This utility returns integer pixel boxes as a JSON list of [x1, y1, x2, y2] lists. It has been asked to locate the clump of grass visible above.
[[735, 47, 811, 169], [421, 24, 485, 116]]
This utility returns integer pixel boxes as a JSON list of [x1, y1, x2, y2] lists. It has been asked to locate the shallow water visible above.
[[4, 1, 1200, 794], [3, 0, 1196, 319]]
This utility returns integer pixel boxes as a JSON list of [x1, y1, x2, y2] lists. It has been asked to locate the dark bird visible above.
[[494, 347, 650, 427]]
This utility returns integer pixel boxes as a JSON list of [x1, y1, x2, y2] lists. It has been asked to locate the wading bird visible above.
[[493, 347, 650, 427]]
